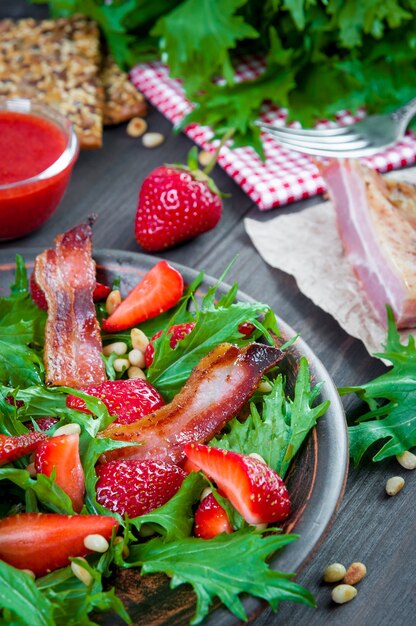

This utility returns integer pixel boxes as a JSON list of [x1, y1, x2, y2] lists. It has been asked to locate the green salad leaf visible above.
[[0, 560, 54, 626], [211, 357, 329, 477], [341, 307, 416, 464], [129, 471, 207, 541], [36, 553, 131, 626], [0, 256, 45, 387], [147, 277, 279, 401], [0, 468, 75, 515], [121, 529, 315, 625]]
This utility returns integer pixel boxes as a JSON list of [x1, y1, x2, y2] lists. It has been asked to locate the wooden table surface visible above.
[[2, 3, 415, 625]]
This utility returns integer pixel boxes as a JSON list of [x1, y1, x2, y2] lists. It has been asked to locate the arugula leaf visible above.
[[0, 560, 55, 626], [147, 281, 277, 401], [341, 307, 416, 464], [0, 256, 46, 387], [130, 472, 207, 541], [122, 529, 315, 625], [0, 468, 75, 515], [211, 357, 329, 477], [37, 555, 131, 625]]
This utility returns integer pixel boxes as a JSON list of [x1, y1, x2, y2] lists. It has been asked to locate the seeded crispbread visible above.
[[101, 55, 147, 126], [0, 15, 103, 149]]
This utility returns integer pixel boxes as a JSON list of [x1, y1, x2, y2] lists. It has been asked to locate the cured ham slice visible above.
[[319, 159, 416, 329], [34, 221, 107, 387], [99, 342, 283, 464]]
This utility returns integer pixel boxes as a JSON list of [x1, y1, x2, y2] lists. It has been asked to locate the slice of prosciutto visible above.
[[34, 221, 107, 388], [99, 342, 283, 465], [319, 159, 416, 329]]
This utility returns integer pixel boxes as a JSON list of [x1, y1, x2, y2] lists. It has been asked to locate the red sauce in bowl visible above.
[[0, 112, 67, 185], [0, 106, 78, 240]]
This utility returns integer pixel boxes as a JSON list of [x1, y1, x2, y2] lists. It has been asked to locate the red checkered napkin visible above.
[[130, 58, 416, 210]]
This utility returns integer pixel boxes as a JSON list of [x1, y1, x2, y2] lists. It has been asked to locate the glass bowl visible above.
[[0, 98, 79, 240]]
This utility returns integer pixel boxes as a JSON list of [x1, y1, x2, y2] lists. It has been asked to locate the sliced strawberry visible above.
[[30, 272, 48, 310], [101, 261, 184, 332], [93, 281, 112, 302], [238, 322, 256, 338], [194, 492, 232, 539], [145, 321, 196, 368], [35, 433, 85, 513], [96, 459, 186, 518], [0, 512, 118, 577], [0, 432, 48, 467], [182, 456, 201, 474], [184, 443, 290, 525], [26, 417, 59, 432], [66, 378, 165, 425], [30, 272, 111, 309]]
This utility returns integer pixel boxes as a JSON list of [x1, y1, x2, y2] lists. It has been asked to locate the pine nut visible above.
[[128, 348, 146, 368], [258, 380, 273, 393], [105, 290, 121, 315], [21, 568, 36, 580], [71, 558, 93, 586], [84, 534, 109, 553], [53, 423, 81, 437], [127, 366, 146, 380], [385, 476, 405, 496], [113, 357, 129, 373], [323, 562, 346, 583], [200, 487, 212, 501], [138, 524, 156, 537], [249, 452, 266, 463], [142, 132, 165, 148], [331, 584, 357, 604], [396, 451, 416, 470], [114, 536, 130, 557], [344, 562, 367, 585], [198, 150, 214, 167], [130, 328, 149, 352], [126, 117, 147, 138], [102, 341, 128, 357], [26, 462, 36, 478]]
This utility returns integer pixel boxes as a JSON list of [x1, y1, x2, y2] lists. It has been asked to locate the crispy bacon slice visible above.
[[34, 221, 107, 388], [99, 342, 283, 464], [319, 159, 416, 329]]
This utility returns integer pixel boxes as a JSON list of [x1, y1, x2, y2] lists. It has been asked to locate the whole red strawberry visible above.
[[135, 149, 223, 252], [96, 459, 186, 518]]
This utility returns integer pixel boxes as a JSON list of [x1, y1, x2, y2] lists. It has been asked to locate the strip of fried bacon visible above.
[[34, 221, 107, 388], [99, 342, 283, 464], [319, 159, 416, 329]]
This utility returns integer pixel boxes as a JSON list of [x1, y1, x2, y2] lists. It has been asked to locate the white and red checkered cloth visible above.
[[130, 58, 416, 210]]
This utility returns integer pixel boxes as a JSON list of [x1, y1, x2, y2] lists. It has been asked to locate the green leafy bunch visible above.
[[32, 0, 416, 152], [341, 307, 416, 464]]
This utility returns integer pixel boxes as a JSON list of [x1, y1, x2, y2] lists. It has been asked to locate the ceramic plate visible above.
[[0, 248, 349, 626]]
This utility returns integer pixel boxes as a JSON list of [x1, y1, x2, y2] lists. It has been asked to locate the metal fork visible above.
[[257, 98, 416, 157]]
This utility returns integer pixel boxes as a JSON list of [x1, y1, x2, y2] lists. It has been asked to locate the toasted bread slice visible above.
[[0, 16, 103, 149], [101, 55, 147, 125]]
